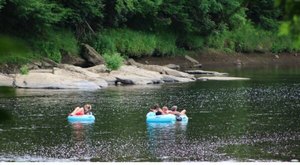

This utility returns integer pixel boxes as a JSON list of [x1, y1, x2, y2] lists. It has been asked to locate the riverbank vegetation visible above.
[[0, 0, 299, 67]]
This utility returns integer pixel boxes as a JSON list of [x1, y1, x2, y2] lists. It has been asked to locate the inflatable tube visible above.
[[67, 114, 95, 123], [146, 112, 188, 123]]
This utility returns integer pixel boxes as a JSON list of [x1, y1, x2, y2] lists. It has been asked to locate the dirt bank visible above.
[[136, 50, 300, 70]]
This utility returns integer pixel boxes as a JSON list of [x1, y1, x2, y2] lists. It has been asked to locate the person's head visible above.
[[162, 106, 168, 112], [171, 106, 177, 111], [153, 104, 160, 110], [83, 104, 92, 113]]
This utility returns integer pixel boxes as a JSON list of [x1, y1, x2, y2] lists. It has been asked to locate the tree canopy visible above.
[[0, 0, 299, 63]]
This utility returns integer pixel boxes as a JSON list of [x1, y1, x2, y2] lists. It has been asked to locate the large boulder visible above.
[[86, 64, 109, 73], [61, 50, 86, 66], [0, 74, 13, 86], [81, 44, 105, 66], [162, 75, 195, 83], [127, 59, 195, 79], [14, 72, 100, 90], [110, 66, 163, 85], [55, 64, 108, 88]]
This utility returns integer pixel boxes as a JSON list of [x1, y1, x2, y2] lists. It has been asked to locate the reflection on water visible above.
[[0, 67, 299, 162], [69, 123, 94, 160], [147, 122, 188, 161]]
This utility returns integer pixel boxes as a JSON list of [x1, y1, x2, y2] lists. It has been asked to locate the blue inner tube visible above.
[[67, 114, 95, 123], [146, 112, 188, 123]]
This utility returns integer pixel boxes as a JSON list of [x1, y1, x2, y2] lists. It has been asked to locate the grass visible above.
[[30, 29, 79, 63], [93, 28, 181, 57], [207, 21, 300, 53], [0, 35, 36, 64], [0, 29, 79, 64]]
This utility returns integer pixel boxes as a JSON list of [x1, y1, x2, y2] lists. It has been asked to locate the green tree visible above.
[[246, 0, 282, 30], [0, 0, 68, 35], [57, 0, 104, 37], [276, 0, 300, 47], [0, 0, 5, 10]]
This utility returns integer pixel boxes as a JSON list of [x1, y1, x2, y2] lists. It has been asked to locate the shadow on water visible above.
[[0, 86, 15, 97], [146, 122, 188, 161], [0, 108, 12, 122], [0, 86, 15, 122]]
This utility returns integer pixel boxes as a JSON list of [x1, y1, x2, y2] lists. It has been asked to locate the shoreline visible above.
[[1, 52, 299, 90], [136, 51, 300, 70]]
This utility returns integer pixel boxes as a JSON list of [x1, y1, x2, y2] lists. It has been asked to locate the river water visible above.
[[0, 66, 299, 162]]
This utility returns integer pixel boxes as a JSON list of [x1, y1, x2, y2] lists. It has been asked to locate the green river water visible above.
[[0, 66, 299, 162]]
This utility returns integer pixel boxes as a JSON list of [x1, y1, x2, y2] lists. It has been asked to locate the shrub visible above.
[[93, 29, 180, 57], [207, 22, 274, 53], [103, 52, 124, 70], [20, 65, 29, 75], [0, 35, 35, 64], [155, 32, 177, 56], [30, 29, 79, 63], [271, 35, 295, 53]]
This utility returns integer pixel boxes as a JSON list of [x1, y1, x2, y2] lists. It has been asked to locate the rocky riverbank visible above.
[[2, 45, 298, 90], [0, 59, 198, 89]]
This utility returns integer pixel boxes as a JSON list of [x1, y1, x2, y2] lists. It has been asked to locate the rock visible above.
[[110, 66, 162, 85], [162, 75, 195, 83], [115, 75, 154, 85], [0, 74, 13, 86], [128, 59, 165, 74], [41, 58, 58, 68], [161, 76, 179, 83], [115, 77, 134, 85], [275, 54, 279, 59], [55, 64, 108, 88], [14, 72, 100, 89], [86, 65, 109, 73], [127, 59, 195, 79], [29, 69, 53, 74], [185, 55, 200, 64], [235, 59, 242, 66], [96, 73, 117, 85], [197, 76, 250, 81], [81, 43, 105, 66], [61, 50, 86, 66], [118, 65, 163, 79], [185, 70, 228, 76], [164, 64, 180, 70], [193, 64, 202, 68], [28, 61, 42, 70], [255, 45, 266, 53]]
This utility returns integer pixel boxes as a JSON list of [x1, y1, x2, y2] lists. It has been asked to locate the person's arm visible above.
[[169, 110, 180, 115], [70, 107, 81, 116], [159, 109, 167, 115]]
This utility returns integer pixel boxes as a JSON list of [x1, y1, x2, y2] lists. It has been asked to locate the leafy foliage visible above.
[[0, 35, 35, 64], [276, 0, 300, 47], [0, 0, 298, 65], [103, 52, 124, 70], [0, 0, 69, 34], [20, 65, 29, 75], [57, 0, 104, 37], [93, 28, 178, 57], [0, 0, 5, 10], [30, 29, 79, 63], [246, 0, 281, 30]]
